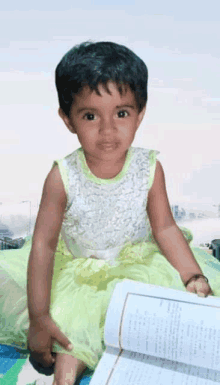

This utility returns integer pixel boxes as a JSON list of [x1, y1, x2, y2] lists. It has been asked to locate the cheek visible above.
[[121, 120, 137, 133], [78, 131, 97, 144]]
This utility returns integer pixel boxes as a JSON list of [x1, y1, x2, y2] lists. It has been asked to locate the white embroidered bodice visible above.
[[54, 146, 159, 265]]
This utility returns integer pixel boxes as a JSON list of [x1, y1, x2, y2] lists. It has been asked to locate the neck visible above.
[[84, 149, 129, 169]]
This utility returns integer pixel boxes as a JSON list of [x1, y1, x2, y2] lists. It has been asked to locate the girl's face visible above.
[[59, 81, 146, 167]]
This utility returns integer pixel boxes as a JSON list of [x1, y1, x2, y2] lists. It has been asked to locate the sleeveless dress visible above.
[[0, 146, 220, 371]]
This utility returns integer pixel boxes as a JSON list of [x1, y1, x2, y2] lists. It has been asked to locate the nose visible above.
[[99, 116, 116, 133]]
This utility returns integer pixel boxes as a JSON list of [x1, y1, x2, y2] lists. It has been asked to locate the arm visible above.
[[27, 164, 67, 321], [147, 160, 212, 295]]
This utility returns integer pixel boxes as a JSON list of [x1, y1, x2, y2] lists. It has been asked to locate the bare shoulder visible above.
[[32, 165, 67, 247], [42, 164, 67, 209], [147, 160, 175, 234], [148, 160, 166, 200], [150, 159, 164, 192]]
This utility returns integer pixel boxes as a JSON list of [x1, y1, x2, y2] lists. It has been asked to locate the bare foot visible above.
[[52, 353, 87, 385]]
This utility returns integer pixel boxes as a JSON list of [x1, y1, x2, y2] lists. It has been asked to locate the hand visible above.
[[185, 276, 214, 297], [28, 315, 73, 367]]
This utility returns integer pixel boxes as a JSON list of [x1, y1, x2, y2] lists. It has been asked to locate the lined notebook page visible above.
[[90, 347, 220, 385]]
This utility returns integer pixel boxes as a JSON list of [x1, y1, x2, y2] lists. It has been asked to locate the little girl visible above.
[[0, 41, 220, 385]]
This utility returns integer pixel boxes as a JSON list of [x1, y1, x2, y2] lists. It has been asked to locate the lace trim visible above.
[[77, 146, 134, 185], [54, 147, 160, 219], [148, 150, 160, 191], [53, 159, 69, 198]]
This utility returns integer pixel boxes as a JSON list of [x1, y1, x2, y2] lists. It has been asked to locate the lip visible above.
[[99, 142, 117, 150], [100, 142, 116, 147]]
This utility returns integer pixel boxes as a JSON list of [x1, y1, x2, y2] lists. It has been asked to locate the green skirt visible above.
[[1, 228, 220, 371]]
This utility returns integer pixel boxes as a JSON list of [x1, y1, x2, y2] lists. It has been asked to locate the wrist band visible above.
[[184, 274, 208, 288]]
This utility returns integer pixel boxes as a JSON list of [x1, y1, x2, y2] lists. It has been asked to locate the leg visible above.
[[53, 353, 87, 385]]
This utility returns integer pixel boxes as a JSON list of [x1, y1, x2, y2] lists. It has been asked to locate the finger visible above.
[[29, 343, 54, 367], [45, 353, 55, 366], [206, 288, 214, 296], [52, 328, 73, 351], [34, 352, 55, 367], [186, 281, 197, 294], [186, 282, 207, 296], [190, 279, 210, 297], [196, 287, 209, 297]]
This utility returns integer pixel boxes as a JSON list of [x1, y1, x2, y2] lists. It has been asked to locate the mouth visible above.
[[99, 142, 117, 150]]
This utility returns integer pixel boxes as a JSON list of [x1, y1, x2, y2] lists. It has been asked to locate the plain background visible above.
[[0, 0, 220, 218]]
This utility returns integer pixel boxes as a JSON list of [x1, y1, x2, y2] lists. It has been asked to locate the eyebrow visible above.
[[76, 104, 136, 114]]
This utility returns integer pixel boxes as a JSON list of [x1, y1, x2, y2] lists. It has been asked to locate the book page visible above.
[[90, 347, 220, 385], [104, 279, 220, 371], [89, 346, 120, 385]]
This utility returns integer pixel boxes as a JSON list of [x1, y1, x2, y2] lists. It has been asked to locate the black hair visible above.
[[55, 40, 148, 117]]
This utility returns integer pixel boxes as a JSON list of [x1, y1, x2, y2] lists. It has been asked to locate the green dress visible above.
[[0, 146, 220, 371]]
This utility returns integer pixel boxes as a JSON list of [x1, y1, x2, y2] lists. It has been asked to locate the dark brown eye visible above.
[[118, 110, 129, 118], [84, 113, 95, 120]]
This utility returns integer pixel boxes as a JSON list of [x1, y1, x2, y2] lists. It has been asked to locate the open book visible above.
[[90, 279, 220, 385]]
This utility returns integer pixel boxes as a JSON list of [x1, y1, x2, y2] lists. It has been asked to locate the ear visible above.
[[137, 106, 146, 127], [58, 108, 77, 134]]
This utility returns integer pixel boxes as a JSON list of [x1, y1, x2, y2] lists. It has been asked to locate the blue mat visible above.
[[0, 344, 93, 384]]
